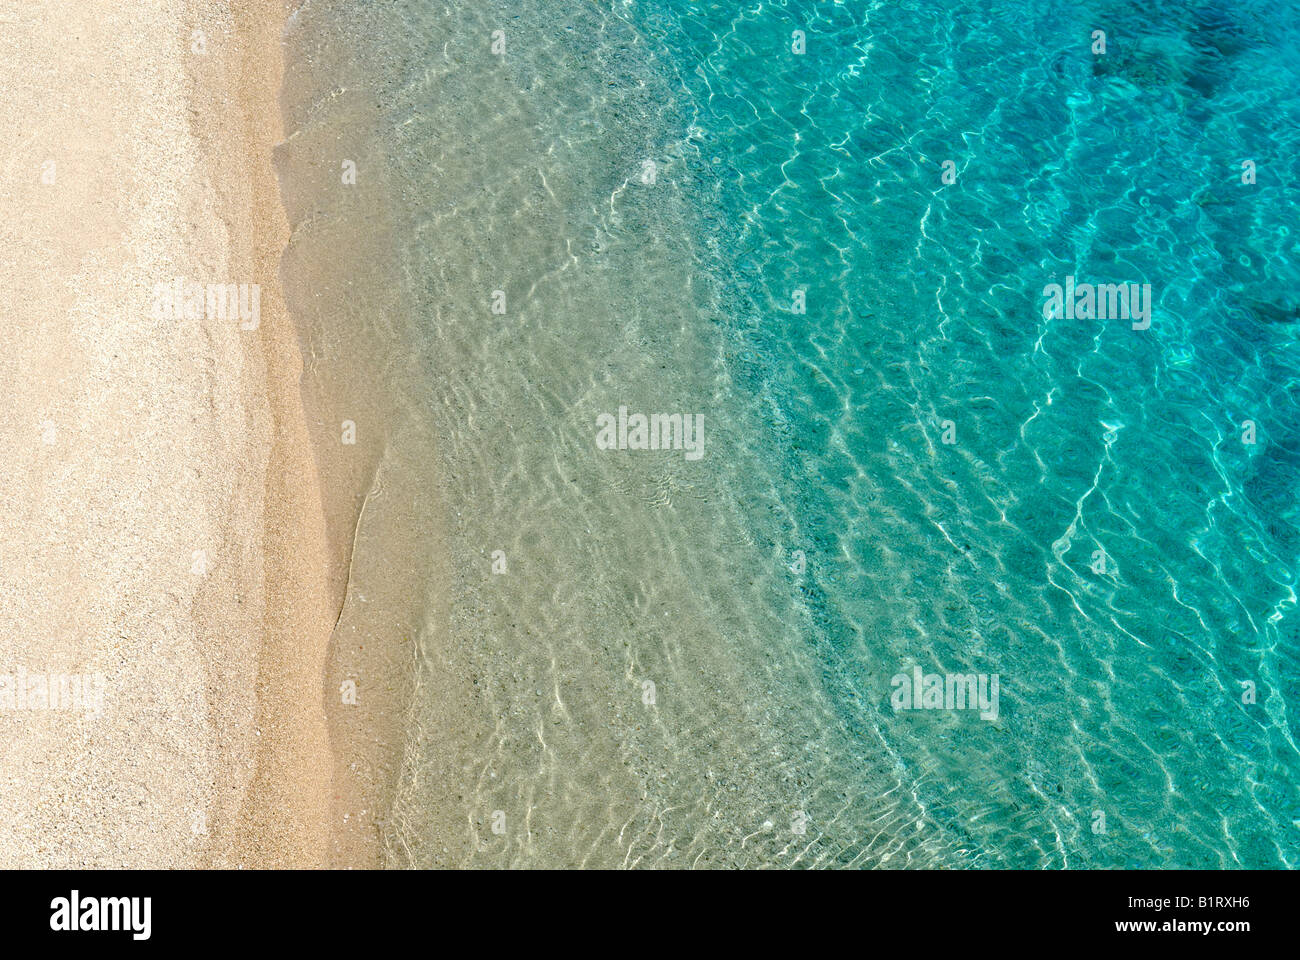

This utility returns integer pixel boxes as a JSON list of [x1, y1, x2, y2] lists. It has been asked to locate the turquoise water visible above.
[[284, 0, 1300, 867], [637, 0, 1300, 867]]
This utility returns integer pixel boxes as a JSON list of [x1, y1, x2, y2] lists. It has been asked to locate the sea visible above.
[[277, 0, 1300, 868]]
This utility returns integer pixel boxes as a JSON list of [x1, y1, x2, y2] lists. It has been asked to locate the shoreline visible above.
[[188, 0, 418, 868], [183, 0, 417, 868], [222, 0, 418, 867], [193, 0, 340, 868], [275, 0, 448, 868]]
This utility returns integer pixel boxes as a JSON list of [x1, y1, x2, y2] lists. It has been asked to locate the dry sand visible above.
[[0, 0, 349, 867]]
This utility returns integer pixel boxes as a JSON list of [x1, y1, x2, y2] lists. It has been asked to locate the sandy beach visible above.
[[0, 0, 343, 867]]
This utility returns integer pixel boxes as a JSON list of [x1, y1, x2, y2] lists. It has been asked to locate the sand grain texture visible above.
[[0, 0, 338, 868]]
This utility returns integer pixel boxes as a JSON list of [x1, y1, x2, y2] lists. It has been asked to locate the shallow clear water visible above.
[[283, 0, 1300, 867]]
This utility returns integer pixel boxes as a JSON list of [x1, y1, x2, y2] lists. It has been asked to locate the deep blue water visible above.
[[639, 0, 1300, 867]]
